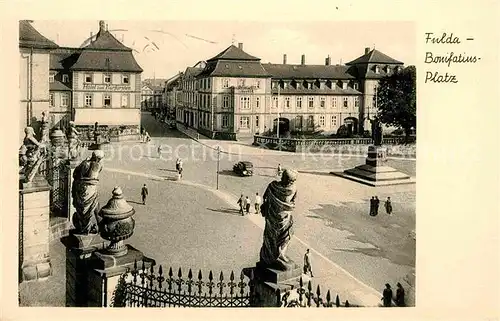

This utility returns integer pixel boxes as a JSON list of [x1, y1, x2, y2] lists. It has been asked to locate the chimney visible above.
[[325, 55, 331, 66], [238, 42, 243, 50], [283, 54, 287, 64], [301, 54, 305, 65], [365, 47, 370, 54], [99, 20, 105, 33]]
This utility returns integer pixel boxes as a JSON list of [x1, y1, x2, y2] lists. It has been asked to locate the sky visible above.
[[33, 20, 416, 80]]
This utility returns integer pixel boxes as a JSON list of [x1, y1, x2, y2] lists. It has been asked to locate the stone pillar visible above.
[[63, 233, 108, 307], [19, 178, 52, 282], [247, 262, 304, 307], [366, 145, 387, 167]]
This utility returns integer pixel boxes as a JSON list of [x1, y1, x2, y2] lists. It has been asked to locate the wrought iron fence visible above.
[[279, 276, 355, 308], [111, 260, 255, 307], [18, 191, 24, 283]]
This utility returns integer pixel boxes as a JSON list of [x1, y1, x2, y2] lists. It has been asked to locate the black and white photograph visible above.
[[17, 19, 417, 308]]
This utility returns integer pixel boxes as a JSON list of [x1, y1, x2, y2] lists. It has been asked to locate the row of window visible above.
[[49, 93, 70, 107], [236, 115, 339, 129], [84, 73, 130, 85], [184, 95, 360, 110], [83, 93, 130, 107], [271, 80, 358, 91], [49, 74, 70, 83], [273, 96, 359, 109]]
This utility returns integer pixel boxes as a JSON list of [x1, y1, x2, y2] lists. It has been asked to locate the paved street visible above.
[[97, 113, 416, 298]]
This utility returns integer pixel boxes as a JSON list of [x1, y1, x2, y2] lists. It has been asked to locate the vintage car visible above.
[[233, 161, 254, 177]]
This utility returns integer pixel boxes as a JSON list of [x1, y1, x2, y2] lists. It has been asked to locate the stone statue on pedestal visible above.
[[370, 116, 384, 146], [20, 127, 47, 182], [71, 150, 104, 234], [259, 168, 298, 271], [67, 121, 81, 160], [40, 111, 50, 143]]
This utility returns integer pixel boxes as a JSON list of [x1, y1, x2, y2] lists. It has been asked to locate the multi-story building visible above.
[[163, 72, 183, 119], [173, 44, 404, 140], [19, 20, 59, 143], [49, 20, 143, 139]]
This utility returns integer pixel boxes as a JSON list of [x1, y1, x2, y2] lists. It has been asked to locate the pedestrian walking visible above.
[[369, 196, 376, 216], [141, 184, 149, 205], [374, 196, 380, 216], [237, 194, 245, 215], [303, 249, 314, 277], [178, 167, 183, 180], [395, 282, 405, 307], [254, 192, 261, 214], [157, 145, 162, 158], [277, 164, 282, 177], [385, 197, 393, 215], [245, 196, 251, 214], [381, 283, 393, 307], [176, 158, 181, 172]]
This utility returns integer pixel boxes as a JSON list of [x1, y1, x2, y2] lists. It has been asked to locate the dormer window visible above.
[[353, 83, 359, 90], [283, 82, 288, 89], [62, 74, 69, 83], [84, 73, 92, 83], [374, 65, 380, 74], [386, 66, 391, 74], [49, 74, 55, 83], [342, 82, 348, 90]]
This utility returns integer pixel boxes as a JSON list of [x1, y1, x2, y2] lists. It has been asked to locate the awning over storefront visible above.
[[74, 108, 140, 126]]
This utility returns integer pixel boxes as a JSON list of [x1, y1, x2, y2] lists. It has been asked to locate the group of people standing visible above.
[[237, 193, 262, 216], [370, 196, 393, 216], [382, 282, 405, 307]]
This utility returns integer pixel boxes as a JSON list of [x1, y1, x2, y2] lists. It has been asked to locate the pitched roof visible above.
[[70, 50, 143, 72], [19, 20, 59, 50], [50, 80, 72, 91], [84, 30, 131, 51], [50, 51, 81, 70], [263, 64, 355, 79], [184, 66, 204, 78], [207, 45, 260, 62], [346, 49, 403, 65], [197, 61, 271, 78]]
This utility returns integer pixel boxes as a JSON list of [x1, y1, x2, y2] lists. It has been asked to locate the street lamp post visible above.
[[276, 85, 281, 151], [216, 146, 220, 190]]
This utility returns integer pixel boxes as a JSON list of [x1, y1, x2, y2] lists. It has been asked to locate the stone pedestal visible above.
[[332, 145, 415, 186], [19, 178, 52, 282], [63, 232, 108, 307], [247, 261, 303, 307]]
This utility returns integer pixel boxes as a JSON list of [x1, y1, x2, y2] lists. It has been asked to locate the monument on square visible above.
[[332, 116, 414, 186]]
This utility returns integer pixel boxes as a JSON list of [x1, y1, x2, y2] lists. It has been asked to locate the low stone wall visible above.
[[253, 135, 416, 158], [109, 134, 141, 142]]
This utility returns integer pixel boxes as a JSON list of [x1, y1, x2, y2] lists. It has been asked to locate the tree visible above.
[[375, 65, 416, 142]]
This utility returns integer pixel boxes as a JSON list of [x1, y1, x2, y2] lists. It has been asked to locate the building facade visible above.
[[19, 20, 59, 143], [163, 72, 183, 119], [49, 20, 143, 138], [171, 43, 404, 140]]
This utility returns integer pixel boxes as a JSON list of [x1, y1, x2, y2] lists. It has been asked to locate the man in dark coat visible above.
[[385, 197, 393, 215], [396, 282, 405, 307], [141, 184, 149, 205], [237, 194, 244, 215], [374, 196, 380, 216], [381, 283, 393, 307], [369, 197, 376, 216]]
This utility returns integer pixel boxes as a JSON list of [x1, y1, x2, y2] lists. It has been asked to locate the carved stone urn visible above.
[[50, 128, 66, 147], [98, 186, 135, 256]]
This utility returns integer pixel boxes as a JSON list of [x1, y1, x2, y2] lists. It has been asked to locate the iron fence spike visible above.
[[209, 270, 213, 281], [188, 268, 193, 279], [230, 271, 235, 281], [134, 259, 137, 271], [308, 280, 312, 291], [198, 269, 202, 280], [316, 284, 321, 296], [169, 267, 173, 277], [159, 265, 163, 275], [219, 271, 224, 281], [345, 300, 349, 307], [336, 294, 340, 307], [326, 290, 331, 303], [178, 267, 182, 278]]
